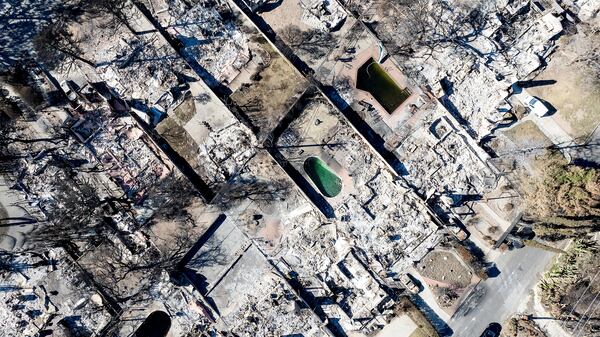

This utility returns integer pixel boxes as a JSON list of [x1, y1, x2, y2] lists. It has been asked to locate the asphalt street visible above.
[[448, 246, 557, 337]]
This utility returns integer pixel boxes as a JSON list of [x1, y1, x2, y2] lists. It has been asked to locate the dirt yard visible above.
[[230, 37, 307, 141], [156, 117, 199, 167], [528, 36, 600, 142], [490, 120, 556, 178], [417, 250, 472, 288]]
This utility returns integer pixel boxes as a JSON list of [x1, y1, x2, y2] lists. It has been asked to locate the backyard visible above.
[[528, 36, 600, 142], [230, 36, 308, 141]]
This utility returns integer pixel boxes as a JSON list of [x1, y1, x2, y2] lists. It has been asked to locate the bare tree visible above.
[[33, 20, 96, 70], [213, 177, 293, 211], [279, 25, 338, 59], [83, 227, 225, 304], [27, 174, 114, 255], [380, 0, 497, 58], [83, 0, 138, 35]]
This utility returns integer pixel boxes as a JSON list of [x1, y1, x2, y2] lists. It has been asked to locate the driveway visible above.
[[448, 246, 557, 336], [0, 175, 35, 251], [525, 114, 574, 157]]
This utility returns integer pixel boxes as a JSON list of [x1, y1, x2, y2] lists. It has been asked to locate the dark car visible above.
[[480, 322, 502, 337]]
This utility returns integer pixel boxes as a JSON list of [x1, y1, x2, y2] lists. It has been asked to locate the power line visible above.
[[561, 269, 600, 326], [572, 290, 600, 336], [575, 299, 600, 337]]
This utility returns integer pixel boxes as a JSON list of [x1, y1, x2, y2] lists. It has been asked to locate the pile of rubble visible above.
[[300, 0, 347, 31], [0, 249, 112, 337]]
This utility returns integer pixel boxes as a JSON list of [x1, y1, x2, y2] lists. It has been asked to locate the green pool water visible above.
[[303, 156, 342, 198], [356, 58, 411, 113]]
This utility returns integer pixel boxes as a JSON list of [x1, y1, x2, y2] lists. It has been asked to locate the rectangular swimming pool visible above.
[[356, 58, 411, 113]]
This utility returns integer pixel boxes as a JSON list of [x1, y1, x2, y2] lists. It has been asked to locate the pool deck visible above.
[[340, 46, 421, 130]]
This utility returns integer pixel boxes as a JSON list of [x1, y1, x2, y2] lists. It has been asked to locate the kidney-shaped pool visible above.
[[303, 156, 343, 198]]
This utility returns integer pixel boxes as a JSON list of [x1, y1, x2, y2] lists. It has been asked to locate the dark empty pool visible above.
[[356, 58, 411, 113], [134, 310, 171, 337], [304, 156, 342, 198]]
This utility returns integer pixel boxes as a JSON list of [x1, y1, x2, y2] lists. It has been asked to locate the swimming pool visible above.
[[356, 58, 411, 113], [303, 156, 343, 198]]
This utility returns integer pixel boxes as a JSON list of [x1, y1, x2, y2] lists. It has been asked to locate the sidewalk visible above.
[[525, 113, 575, 160], [531, 284, 573, 337]]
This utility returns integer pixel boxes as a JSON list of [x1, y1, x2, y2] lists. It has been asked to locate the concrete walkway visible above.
[[525, 113, 575, 159]]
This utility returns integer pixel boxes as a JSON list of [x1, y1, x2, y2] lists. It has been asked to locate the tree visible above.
[[212, 177, 293, 211], [84, 0, 138, 35], [31, 0, 140, 70], [379, 0, 497, 59], [0, 106, 70, 177], [279, 25, 338, 59], [33, 19, 96, 70], [82, 223, 226, 304], [522, 156, 600, 219], [521, 155, 600, 240], [28, 175, 108, 253]]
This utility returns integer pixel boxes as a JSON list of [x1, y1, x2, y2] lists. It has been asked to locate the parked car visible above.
[[526, 96, 549, 117], [480, 322, 502, 337], [512, 84, 548, 117]]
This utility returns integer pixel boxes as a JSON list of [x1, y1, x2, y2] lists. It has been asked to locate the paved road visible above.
[[448, 247, 557, 337]]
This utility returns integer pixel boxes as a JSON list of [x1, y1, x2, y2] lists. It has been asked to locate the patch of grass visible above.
[[528, 55, 600, 141], [501, 121, 552, 149]]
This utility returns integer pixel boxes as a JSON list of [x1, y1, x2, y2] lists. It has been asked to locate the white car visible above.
[[512, 84, 548, 117], [526, 96, 549, 117]]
